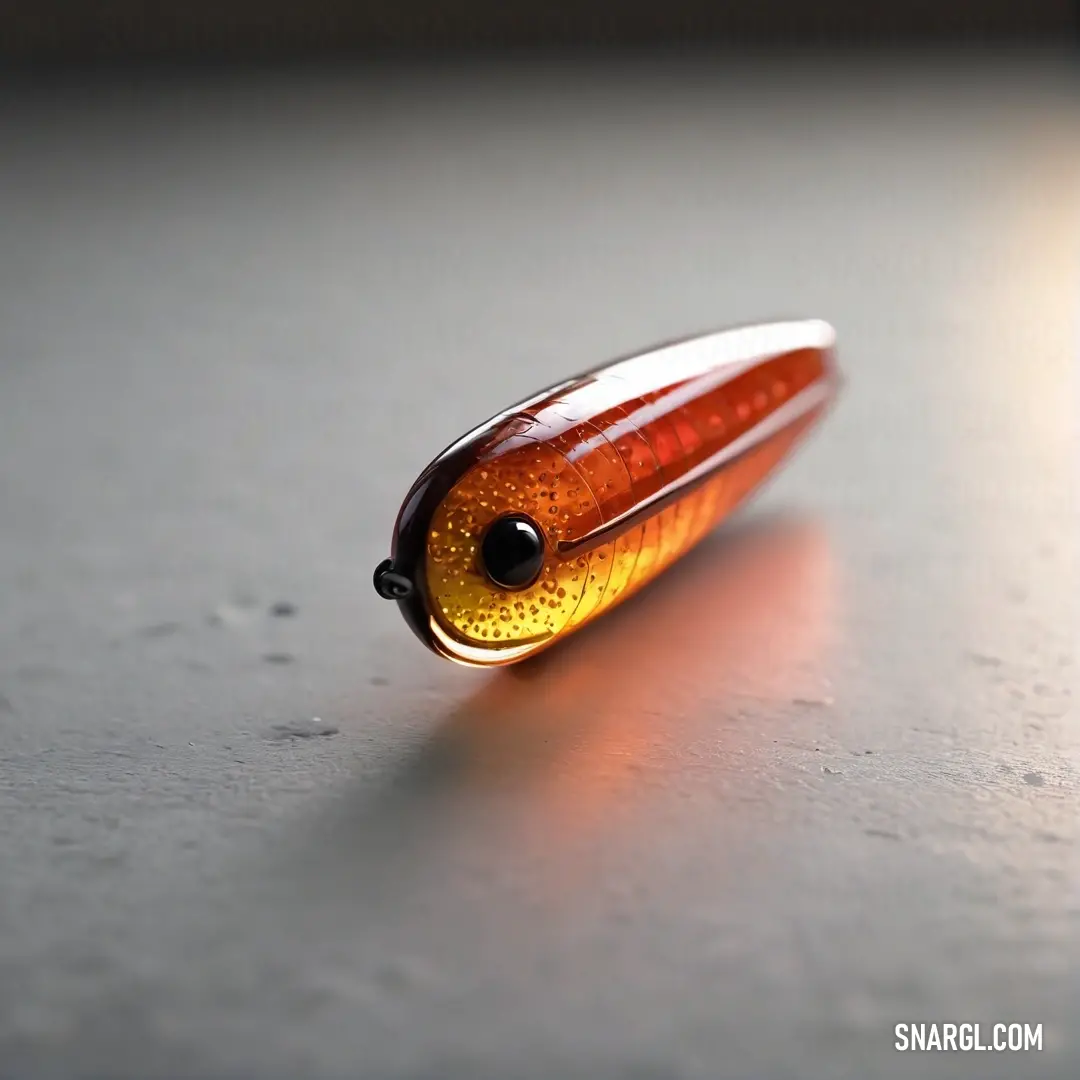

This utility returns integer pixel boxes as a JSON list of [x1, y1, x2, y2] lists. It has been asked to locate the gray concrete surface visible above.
[[0, 53, 1077, 1079]]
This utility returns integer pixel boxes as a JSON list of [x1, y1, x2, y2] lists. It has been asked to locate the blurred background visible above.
[[1, 5, 1078, 1080], [1, 1, 1076, 60]]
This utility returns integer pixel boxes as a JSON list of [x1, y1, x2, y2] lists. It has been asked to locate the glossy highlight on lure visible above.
[[375, 320, 839, 666]]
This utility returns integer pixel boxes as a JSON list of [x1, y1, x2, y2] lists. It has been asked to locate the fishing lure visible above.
[[375, 320, 838, 667]]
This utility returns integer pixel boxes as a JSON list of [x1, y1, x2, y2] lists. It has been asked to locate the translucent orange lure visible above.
[[375, 320, 838, 666]]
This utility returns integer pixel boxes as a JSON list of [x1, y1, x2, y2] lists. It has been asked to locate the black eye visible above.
[[479, 514, 545, 589]]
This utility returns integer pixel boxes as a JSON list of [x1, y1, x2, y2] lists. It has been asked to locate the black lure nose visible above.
[[373, 558, 413, 600]]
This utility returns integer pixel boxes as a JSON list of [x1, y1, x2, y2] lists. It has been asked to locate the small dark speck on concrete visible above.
[[966, 651, 1001, 667], [864, 749, 873, 755], [270, 721, 339, 740], [865, 828, 902, 840], [139, 622, 182, 639], [0, 693, 13, 714], [822, 765, 841, 775], [1022, 771, 1045, 786], [263, 653, 296, 665], [270, 601, 297, 617], [370, 675, 389, 686]]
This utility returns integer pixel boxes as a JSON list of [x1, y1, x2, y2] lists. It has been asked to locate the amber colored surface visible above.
[[420, 322, 837, 664]]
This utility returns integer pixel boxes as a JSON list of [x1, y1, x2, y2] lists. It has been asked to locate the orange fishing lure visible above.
[[375, 320, 838, 666]]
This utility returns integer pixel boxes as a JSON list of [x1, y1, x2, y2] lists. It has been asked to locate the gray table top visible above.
[[1, 52, 1077, 1080]]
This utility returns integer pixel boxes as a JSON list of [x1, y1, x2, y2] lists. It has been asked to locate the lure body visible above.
[[377, 320, 838, 666]]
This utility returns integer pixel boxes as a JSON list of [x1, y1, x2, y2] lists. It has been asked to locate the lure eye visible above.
[[479, 513, 546, 589]]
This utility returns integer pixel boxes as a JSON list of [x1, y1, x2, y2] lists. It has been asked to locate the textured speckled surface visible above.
[[1, 53, 1077, 1079]]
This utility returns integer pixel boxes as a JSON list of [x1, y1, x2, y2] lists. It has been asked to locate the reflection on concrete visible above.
[[296, 511, 837, 919], [408, 510, 837, 795], [374, 510, 837, 897]]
